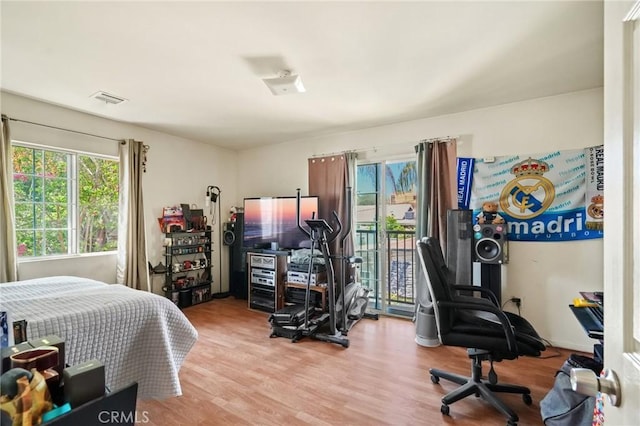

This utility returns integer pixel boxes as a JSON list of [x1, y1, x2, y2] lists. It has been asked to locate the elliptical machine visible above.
[[269, 188, 348, 347], [268, 187, 377, 348], [300, 211, 350, 348]]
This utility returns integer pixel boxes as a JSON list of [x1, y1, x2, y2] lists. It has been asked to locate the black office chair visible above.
[[416, 237, 546, 426]]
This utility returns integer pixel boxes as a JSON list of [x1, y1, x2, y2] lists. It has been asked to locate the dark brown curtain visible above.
[[308, 153, 355, 282]]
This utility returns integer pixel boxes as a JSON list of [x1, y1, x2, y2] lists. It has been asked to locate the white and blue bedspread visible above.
[[0, 276, 198, 400]]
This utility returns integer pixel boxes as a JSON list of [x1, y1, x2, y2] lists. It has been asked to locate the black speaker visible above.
[[446, 209, 474, 285], [473, 223, 508, 264], [227, 213, 248, 299], [480, 263, 502, 305], [223, 223, 236, 246]]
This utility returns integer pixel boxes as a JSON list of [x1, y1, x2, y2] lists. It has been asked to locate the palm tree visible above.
[[397, 162, 416, 193], [385, 165, 398, 198]]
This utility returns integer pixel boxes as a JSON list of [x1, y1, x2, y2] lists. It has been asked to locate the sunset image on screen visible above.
[[243, 196, 319, 249]]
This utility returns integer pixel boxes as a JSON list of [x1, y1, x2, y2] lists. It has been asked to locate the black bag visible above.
[[540, 354, 602, 426]]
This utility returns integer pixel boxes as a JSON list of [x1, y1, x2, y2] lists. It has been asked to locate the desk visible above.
[[285, 282, 327, 311], [569, 300, 603, 364]]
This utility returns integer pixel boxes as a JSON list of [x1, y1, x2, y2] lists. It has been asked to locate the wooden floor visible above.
[[138, 297, 577, 426]]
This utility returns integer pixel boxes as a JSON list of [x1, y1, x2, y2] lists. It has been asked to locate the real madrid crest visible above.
[[500, 157, 555, 220], [585, 194, 604, 230]]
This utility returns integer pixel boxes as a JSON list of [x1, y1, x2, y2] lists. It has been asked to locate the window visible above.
[[12, 144, 119, 257], [356, 159, 417, 316]]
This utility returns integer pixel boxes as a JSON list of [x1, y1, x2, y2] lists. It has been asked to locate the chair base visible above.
[[429, 352, 532, 425]]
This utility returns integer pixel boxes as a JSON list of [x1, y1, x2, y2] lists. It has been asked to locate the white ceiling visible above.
[[1, 1, 603, 150]]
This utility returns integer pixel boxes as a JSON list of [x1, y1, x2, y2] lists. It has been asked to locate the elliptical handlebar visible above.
[[297, 188, 343, 243], [296, 188, 312, 238], [340, 186, 353, 250], [327, 211, 341, 244]]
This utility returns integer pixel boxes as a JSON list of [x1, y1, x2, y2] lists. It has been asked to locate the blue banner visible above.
[[470, 146, 603, 242], [456, 157, 475, 209]]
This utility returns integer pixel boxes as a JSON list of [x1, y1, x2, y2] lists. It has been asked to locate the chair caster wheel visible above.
[[522, 393, 532, 405], [431, 375, 439, 384], [507, 421, 517, 426], [489, 369, 498, 385], [440, 404, 450, 416]]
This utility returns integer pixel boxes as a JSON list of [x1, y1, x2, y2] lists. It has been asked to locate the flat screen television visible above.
[[242, 196, 319, 250]]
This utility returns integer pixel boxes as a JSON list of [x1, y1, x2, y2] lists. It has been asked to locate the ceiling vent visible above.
[[262, 70, 305, 96], [90, 91, 127, 105]]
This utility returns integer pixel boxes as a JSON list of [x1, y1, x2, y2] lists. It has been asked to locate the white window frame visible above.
[[12, 140, 119, 260]]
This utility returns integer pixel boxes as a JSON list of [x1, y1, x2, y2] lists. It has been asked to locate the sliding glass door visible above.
[[355, 159, 417, 317]]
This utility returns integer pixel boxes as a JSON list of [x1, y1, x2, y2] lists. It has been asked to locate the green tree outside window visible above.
[[12, 145, 119, 257]]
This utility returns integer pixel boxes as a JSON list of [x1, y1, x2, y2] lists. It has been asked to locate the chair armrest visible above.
[[437, 299, 518, 353], [451, 284, 500, 307]]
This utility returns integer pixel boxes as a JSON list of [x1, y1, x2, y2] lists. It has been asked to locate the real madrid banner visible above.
[[470, 145, 604, 242]]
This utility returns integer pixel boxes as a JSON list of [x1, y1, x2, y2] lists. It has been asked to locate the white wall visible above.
[[2, 92, 238, 294], [237, 88, 604, 351], [3, 89, 603, 350]]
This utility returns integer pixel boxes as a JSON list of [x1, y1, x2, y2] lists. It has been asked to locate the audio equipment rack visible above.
[[247, 252, 287, 313]]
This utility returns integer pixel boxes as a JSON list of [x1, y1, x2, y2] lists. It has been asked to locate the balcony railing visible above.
[[355, 229, 416, 312]]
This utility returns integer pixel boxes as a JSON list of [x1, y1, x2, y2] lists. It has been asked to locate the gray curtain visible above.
[[0, 115, 18, 282], [116, 139, 150, 291], [414, 139, 457, 345], [415, 140, 457, 248], [345, 151, 357, 254]]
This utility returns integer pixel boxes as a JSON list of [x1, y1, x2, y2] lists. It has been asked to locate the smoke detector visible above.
[[90, 91, 127, 105], [262, 70, 305, 96]]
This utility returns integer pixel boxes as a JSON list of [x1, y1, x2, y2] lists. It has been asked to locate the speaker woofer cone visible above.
[[223, 229, 236, 246], [475, 238, 501, 262], [482, 227, 495, 237]]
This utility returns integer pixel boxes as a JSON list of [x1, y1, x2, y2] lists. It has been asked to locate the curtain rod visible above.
[[311, 135, 459, 158], [3, 115, 124, 142], [420, 136, 457, 143], [311, 149, 357, 158]]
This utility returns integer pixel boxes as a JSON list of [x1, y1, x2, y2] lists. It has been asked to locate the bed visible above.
[[0, 276, 198, 400]]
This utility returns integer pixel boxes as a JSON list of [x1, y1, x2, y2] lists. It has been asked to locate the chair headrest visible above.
[[417, 237, 453, 301]]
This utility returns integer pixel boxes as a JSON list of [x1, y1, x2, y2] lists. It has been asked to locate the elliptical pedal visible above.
[[347, 296, 369, 320], [269, 304, 315, 328]]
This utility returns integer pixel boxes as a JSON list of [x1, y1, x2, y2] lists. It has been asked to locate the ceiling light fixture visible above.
[[90, 91, 127, 105], [262, 70, 305, 96]]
